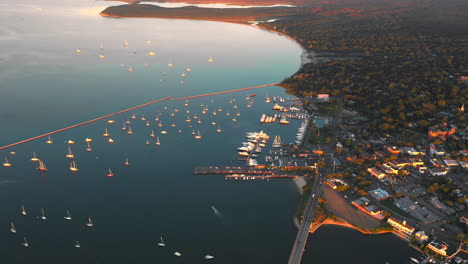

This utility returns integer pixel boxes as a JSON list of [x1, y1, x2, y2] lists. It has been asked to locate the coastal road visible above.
[[288, 172, 323, 264]]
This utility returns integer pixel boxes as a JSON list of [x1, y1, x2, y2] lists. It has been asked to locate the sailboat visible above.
[[226, 111, 230, 116], [141, 115, 146, 121], [3, 157, 11, 167], [10, 222, 16, 233], [158, 236, 166, 247], [185, 115, 191, 122], [107, 169, 114, 177], [122, 122, 127, 130], [205, 255, 214, 260], [64, 210, 72, 220], [86, 217, 94, 227], [46, 136, 53, 144], [85, 138, 93, 142], [69, 161, 78, 172], [31, 152, 39, 161], [127, 126, 133, 135], [145, 121, 150, 127], [158, 120, 163, 127], [124, 157, 130, 166], [146, 139, 150, 145], [208, 56, 213, 63], [216, 125, 222, 133], [40, 208, 46, 220], [21, 205, 27, 215], [156, 137, 161, 146], [37, 160, 47, 172], [108, 138, 114, 143], [194, 130, 202, 139], [75, 240, 81, 248], [21, 237, 29, 247], [236, 111, 241, 116], [191, 129, 196, 135], [66, 147, 74, 158], [100, 41, 104, 50], [123, 40, 128, 47], [128, 65, 133, 72], [86, 142, 92, 152], [103, 128, 110, 137]]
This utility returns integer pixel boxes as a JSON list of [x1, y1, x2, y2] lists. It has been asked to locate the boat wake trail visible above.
[[0, 180, 16, 184], [212, 205, 224, 219]]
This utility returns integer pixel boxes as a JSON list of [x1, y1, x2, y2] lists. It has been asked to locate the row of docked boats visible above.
[[237, 131, 269, 166], [259, 113, 290, 124], [295, 119, 309, 146]]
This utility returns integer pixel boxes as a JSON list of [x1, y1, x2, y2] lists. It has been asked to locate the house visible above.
[[428, 167, 449, 176], [369, 188, 390, 201], [414, 231, 429, 243], [367, 167, 387, 180], [443, 159, 459, 167], [427, 241, 448, 256]]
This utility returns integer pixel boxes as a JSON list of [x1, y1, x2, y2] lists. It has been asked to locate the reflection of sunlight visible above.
[[78, 6, 107, 17]]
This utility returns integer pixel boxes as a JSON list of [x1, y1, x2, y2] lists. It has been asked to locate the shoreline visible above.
[[310, 217, 393, 235]]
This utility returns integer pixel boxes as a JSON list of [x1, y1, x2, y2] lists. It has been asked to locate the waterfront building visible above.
[[387, 217, 415, 237], [367, 167, 387, 180], [427, 241, 448, 256]]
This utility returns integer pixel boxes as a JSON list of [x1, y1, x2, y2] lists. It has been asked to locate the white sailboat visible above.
[[66, 147, 74, 158], [40, 208, 46, 220], [86, 217, 94, 227], [107, 169, 114, 177], [10, 222, 16, 233], [122, 122, 127, 130], [70, 161, 78, 172], [127, 126, 133, 135], [64, 210, 72, 220], [124, 157, 130, 167], [100, 41, 104, 50], [146, 139, 150, 145], [156, 137, 161, 146], [124, 40, 128, 47], [3, 157, 11, 167], [21, 237, 29, 247], [150, 129, 156, 138], [31, 152, 39, 162], [208, 56, 213, 63], [158, 236, 166, 247], [37, 160, 47, 172], [21, 205, 27, 216], [75, 240, 81, 248], [103, 128, 110, 137], [86, 142, 92, 152], [46, 136, 53, 144], [216, 125, 222, 133], [205, 255, 214, 260], [174, 252, 182, 257], [194, 130, 202, 139]]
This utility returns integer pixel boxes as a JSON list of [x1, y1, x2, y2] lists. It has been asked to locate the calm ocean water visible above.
[[0, 0, 418, 263]]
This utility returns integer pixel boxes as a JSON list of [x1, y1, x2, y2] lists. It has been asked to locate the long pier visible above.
[[176, 83, 279, 100], [193, 166, 297, 179], [0, 96, 173, 150]]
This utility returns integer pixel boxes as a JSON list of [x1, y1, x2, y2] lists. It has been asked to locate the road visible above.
[[288, 172, 323, 264]]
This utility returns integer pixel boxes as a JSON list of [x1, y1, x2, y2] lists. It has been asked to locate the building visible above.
[[443, 159, 459, 167], [428, 167, 449, 177], [414, 231, 429, 243], [387, 217, 415, 237], [316, 94, 329, 102], [367, 167, 387, 180], [427, 241, 448, 256], [430, 197, 456, 215], [369, 188, 391, 201]]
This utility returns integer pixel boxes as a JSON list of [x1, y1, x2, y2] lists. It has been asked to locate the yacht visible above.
[[161, 131, 168, 134], [174, 252, 182, 257], [127, 126, 133, 135], [31, 152, 39, 162], [158, 236, 166, 247], [10, 222, 16, 233], [37, 160, 47, 172], [86, 217, 94, 227], [85, 138, 93, 142], [205, 255, 214, 260], [149, 52, 156, 56], [108, 138, 114, 143], [99, 54, 105, 59], [2, 156, 12, 167], [46, 136, 53, 144], [68, 140, 75, 144], [75, 240, 81, 248], [66, 147, 74, 158], [107, 169, 114, 177], [64, 210, 72, 220], [21, 205, 27, 216], [272, 104, 283, 110], [124, 158, 130, 167], [156, 137, 161, 146]]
